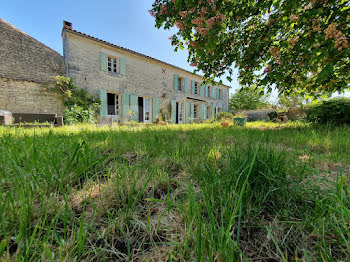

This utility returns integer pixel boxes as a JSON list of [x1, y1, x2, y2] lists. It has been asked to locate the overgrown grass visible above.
[[0, 122, 349, 261]]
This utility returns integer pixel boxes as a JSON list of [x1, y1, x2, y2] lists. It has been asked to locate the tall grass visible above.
[[0, 123, 349, 261]]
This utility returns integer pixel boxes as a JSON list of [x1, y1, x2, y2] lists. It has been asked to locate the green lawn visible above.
[[0, 122, 349, 261]]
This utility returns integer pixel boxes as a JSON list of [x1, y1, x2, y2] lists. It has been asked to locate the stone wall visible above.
[[0, 19, 65, 82], [63, 30, 229, 121], [0, 19, 65, 115], [0, 78, 63, 114]]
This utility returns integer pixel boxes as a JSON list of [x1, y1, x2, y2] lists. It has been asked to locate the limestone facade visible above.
[[0, 18, 64, 114], [63, 26, 230, 123]]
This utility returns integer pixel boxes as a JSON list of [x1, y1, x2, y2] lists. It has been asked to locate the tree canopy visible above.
[[150, 0, 349, 97], [277, 92, 309, 110], [229, 87, 270, 111]]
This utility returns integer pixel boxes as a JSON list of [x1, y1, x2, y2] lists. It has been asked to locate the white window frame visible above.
[[193, 104, 199, 119], [144, 97, 150, 123], [194, 82, 199, 95], [178, 77, 184, 91], [108, 56, 119, 74]]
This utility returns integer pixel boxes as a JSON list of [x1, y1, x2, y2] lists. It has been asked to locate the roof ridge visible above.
[[63, 27, 231, 88], [0, 18, 62, 57]]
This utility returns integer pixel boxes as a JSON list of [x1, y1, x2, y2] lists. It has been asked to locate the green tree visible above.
[[229, 87, 269, 111], [150, 0, 349, 97], [277, 92, 309, 111]]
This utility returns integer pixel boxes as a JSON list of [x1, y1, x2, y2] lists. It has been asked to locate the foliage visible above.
[[234, 112, 247, 118], [305, 97, 350, 125], [63, 105, 97, 124], [215, 111, 233, 122], [0, 123, 349, 261], [278, 92, 309, 110], [229, 87, 269, 111], [54, 76, 100, 123], [150, 0, 350, 97]]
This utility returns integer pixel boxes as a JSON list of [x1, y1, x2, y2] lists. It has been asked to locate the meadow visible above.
[[0, 122, 349, 261]]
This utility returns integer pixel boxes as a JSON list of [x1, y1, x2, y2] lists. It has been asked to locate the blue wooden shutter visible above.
[[152, 97, 160, 122], [216, 89, 220, 99], [203, 104, 207, 119], [99, 89, 107, 116], [122, 93, 130, 119], [129, 94, 138, 122], [119, 57, 126, 75], [174, 74, 178, 91], [200, 85, 204, 96], [171, 100, 176, 123], [205, 86, 209, 97], [185, 102, 191, 123], [223, 89, 226, 101], [212, 87, 215, 98], [191, 80, 195, 94], [184, 78, 189, 93], [100, 52, 108, 71]]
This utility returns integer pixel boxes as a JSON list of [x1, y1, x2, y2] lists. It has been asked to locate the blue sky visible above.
[[1, 0, 239, 94]]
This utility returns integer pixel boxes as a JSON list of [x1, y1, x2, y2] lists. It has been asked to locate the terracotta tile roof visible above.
[[62, 27, 231, 89], [0, 18, 62, 57]]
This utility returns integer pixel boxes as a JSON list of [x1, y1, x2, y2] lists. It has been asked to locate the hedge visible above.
[[305, 97, 350, 125]]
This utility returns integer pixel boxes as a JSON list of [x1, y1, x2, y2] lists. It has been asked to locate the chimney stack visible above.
[[63, 21, 72, 30]]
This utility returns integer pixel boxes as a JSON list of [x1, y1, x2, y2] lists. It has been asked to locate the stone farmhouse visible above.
[[1, 18, 230, 124]]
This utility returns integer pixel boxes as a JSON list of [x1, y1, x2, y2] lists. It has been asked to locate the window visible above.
[[178, 77, 184, 91], [206, 106, 211, 119], [219, 89, 223, 99], [144, 98, 150, 122], [208, 86, 212, 98], [178, 102, 183, 123], [193, 104, 199, 119], [194, 82, 199, 95], [107, 93, 120, 116], [108, 57, 118, 74]]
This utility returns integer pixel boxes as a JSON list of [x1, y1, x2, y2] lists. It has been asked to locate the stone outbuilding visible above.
[[0, 18, 65, 115]]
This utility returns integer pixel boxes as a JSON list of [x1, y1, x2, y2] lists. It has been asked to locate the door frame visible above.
[[107, 92, 121, 120], [143, 97, 151, 123], [177, 102, 184, 124]]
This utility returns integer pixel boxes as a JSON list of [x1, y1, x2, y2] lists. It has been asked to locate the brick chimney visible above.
[[63, 21, 72, 30]]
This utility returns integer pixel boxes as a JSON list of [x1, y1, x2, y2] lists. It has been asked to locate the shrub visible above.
[[53, 76, 101, 124], [215, 112, 234, 122], [63, 105, 96, 124], [305, 97, 350, 125]]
